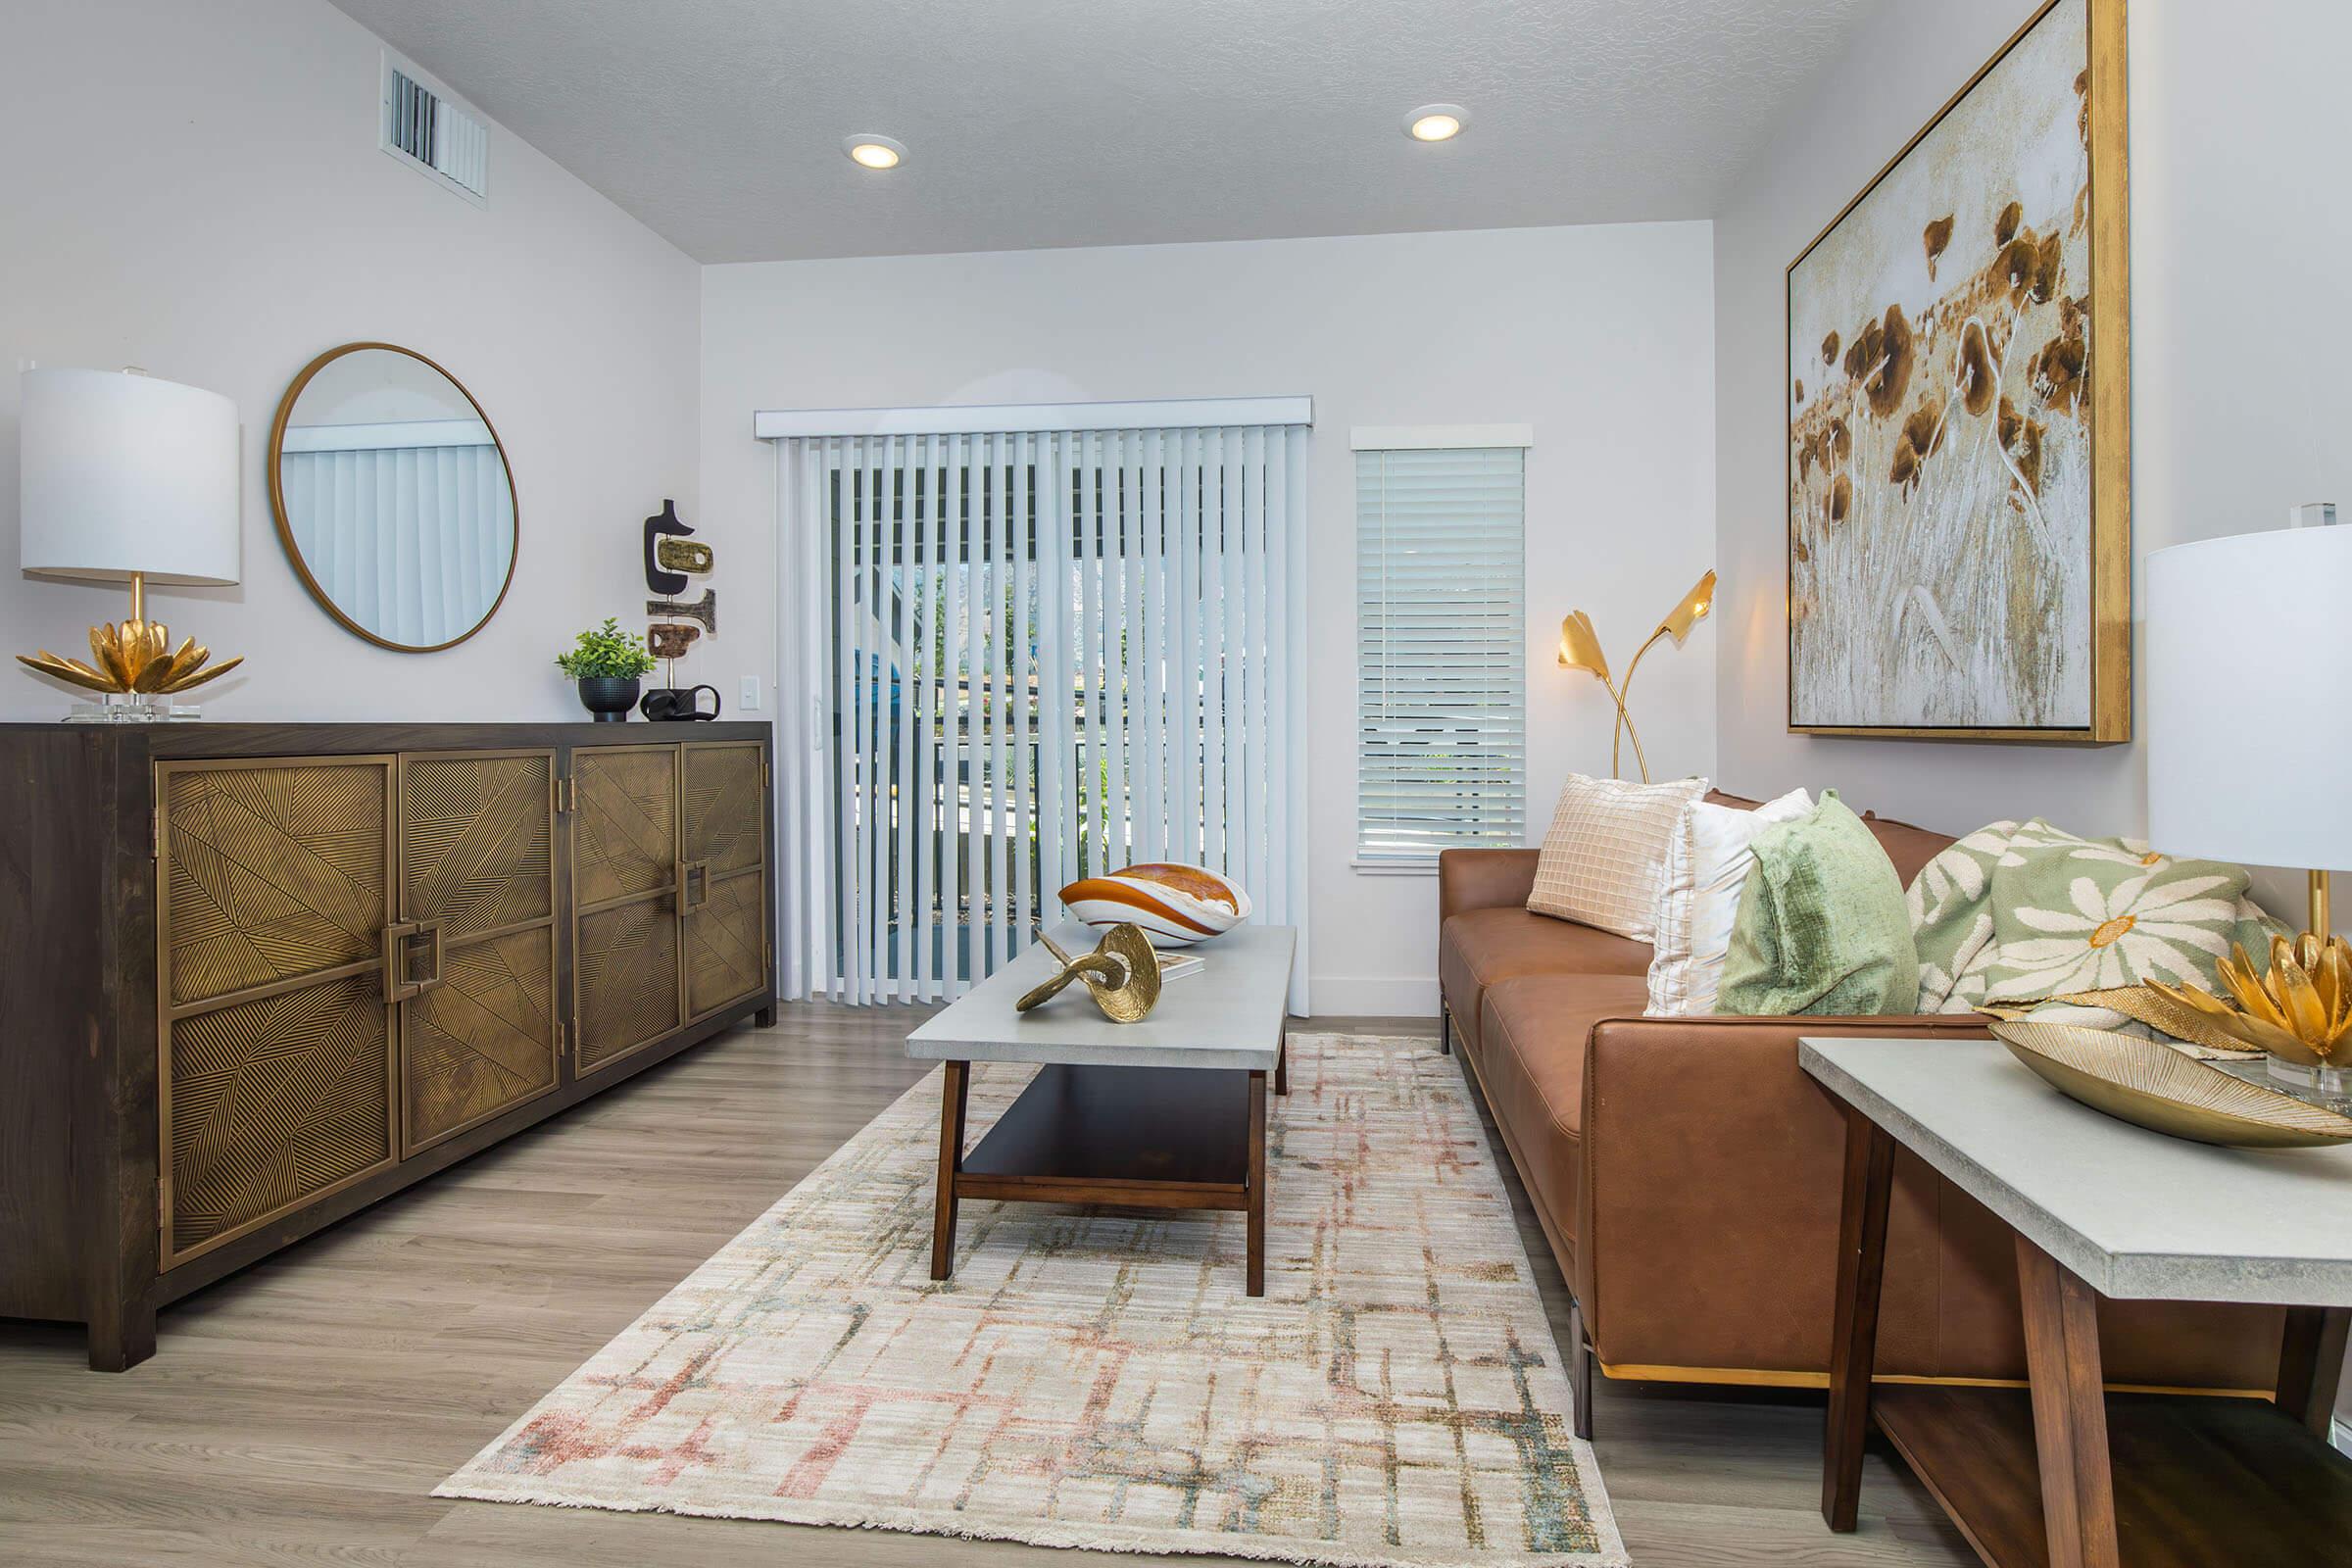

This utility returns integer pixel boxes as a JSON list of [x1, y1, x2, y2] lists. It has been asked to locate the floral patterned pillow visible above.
[[1911, 817, 2282, 1015]]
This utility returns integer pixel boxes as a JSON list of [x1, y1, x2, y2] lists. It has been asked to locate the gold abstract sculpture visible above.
[[1557, 569, 1714, 781], [2144, 932, 2352, 1076], [656, 537, 713, 574], [17, 574, 242, 697], [1015, 923, 1162, 1023]]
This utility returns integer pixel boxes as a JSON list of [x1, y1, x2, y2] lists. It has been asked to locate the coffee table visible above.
[[1801, 1037, 2352, 1568], [906, 921, 1297, 1296]]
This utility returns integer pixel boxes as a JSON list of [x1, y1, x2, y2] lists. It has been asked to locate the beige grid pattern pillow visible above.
[[1527, 773, 1708, 941]]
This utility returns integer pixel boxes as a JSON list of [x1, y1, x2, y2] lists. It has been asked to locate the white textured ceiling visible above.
[[330, 0, 1876, 264]]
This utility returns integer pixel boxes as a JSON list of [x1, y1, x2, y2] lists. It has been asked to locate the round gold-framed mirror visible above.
[[267, 342, 518, 653]]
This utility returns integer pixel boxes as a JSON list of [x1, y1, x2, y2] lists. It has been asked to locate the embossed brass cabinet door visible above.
[[396, 750, 560, 1156], [681, 740, 769, 1017], [155, 757, 399, 1267], [571, 744, 685, 1073]]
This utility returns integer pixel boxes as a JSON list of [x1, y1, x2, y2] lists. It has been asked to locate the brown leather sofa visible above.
[[1439, 793, 2283, 1438]]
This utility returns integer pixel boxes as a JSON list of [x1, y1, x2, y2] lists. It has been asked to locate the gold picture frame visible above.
[[1786, 0, 2130, 743], [267, 342, 521, 655]]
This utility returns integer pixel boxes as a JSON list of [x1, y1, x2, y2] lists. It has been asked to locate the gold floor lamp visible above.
[[1556, 570, 1715, 783]]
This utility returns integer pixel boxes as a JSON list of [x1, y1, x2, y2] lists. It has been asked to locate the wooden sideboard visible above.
[[0, 721, 776, 1370]]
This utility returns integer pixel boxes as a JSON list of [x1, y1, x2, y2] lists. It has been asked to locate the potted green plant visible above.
[[555, 617, 658, 722]]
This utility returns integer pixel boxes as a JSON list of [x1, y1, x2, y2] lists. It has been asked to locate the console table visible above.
[[1801, 1037, 2352, 1567], [0, 721, 775, 1370]]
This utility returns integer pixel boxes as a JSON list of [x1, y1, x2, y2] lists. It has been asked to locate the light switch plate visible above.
[[739, 675, 761, 711]]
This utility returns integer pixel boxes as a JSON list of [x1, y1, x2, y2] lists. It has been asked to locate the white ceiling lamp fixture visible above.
[[843, 133, 906, 171], [1402, 104, 1467, 142]]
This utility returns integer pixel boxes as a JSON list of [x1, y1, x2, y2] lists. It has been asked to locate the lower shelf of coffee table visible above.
[[957, 1063, 1250, 1208], [1873, 1384, 2352, 1568]]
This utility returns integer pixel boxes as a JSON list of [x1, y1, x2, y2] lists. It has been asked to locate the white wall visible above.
[[0, 0, 702, 721], [1713, 0, 2352, 898], [703, 223, 1718, 1013]]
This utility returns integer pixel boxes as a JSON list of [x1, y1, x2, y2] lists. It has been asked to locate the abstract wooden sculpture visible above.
[[647, 589, 716, 634], [646, 623, 701, 660], [643, 499, 696, 596]]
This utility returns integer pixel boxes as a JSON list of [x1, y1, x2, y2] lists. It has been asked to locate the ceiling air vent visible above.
[[380, 54, 488, 206]]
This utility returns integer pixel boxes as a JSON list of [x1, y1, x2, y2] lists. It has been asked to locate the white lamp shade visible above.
[[20, 368, 240, 586], [2146, 524, 2352, 873]]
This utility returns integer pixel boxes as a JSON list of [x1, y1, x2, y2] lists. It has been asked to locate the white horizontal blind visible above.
[[1355, 446, 1527, 863], [773, 416, 1309, 1011]]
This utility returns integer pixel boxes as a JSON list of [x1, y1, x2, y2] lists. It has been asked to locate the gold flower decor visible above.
[[2144, 933, 2352, 1073], [18, 613, 242, 696]]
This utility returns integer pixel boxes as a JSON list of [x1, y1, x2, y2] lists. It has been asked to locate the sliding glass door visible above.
[[772, 413, 1308, 1008]]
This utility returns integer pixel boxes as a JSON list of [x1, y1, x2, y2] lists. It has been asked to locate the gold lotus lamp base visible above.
[[1015, 924, 1163, 1024], [17, 578, 243, 720], [2143, 931, 2352, 1093]]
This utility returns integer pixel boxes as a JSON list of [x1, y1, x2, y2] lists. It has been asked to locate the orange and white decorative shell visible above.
[[1058, 863, 1252, 949]]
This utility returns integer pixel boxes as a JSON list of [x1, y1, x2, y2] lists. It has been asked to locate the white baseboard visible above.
[[2335, 1415, 2350, 1460], [1308, 974, 1441, 1018]]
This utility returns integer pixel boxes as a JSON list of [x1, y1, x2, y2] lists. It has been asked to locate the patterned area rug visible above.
[[437, 1033, 1626, 1567]]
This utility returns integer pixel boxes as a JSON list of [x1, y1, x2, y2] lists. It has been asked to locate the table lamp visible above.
[[2146, 519, 2351, 1094], [17, 368, 243, 718], [1557, 568, 1714, 782]]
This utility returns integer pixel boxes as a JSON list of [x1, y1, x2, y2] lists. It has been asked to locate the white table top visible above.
[[1800, 1038, 2352, 1307], [906, 921, 1296, 1072]]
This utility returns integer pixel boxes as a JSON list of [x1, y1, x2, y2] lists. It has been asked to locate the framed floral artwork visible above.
[[1787, 0, 2129, 741]]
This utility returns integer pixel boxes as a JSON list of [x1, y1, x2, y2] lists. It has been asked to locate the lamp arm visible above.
[[1611, 627, 1672, 783], [1614, 695, 1651, 784], [1617, 625, 1673, 707]]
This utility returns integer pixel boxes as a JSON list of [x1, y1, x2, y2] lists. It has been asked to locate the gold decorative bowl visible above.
[[1992, 1020, 2352, 1149]]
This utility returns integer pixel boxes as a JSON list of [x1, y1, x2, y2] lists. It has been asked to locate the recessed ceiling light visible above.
[[844, 134, 906, 171], [1403, 104, 1467, 142]]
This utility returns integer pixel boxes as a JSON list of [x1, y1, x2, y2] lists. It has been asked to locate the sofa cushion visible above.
[[1474, 974, 1652, 1265], [1720, 791, 1921, 1016], [1648, 787, 1814, 1016], [1440, 906, 1650, 1055], [1527, 773, 1708, 940]]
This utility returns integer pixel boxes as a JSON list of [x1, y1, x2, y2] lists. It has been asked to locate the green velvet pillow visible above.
[[1716, 790, 1920, 1016]]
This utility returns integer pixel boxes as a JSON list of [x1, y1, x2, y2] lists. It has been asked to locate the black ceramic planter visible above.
[[576, 675, 641, 722]]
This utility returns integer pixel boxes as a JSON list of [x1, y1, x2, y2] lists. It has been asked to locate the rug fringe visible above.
[[432, 1475, 1628, 1568]]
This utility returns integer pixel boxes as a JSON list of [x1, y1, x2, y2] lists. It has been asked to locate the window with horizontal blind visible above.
[[1353, 435, 1527, 866]]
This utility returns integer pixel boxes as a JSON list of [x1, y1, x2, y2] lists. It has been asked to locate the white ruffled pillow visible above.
[[1645, 788, 1814, 1016]]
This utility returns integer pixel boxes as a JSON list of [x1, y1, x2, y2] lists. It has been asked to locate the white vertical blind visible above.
[[1354, 445, 1528, 864], [278, 437, 509, 647], [771, 411, 1310, 1012]]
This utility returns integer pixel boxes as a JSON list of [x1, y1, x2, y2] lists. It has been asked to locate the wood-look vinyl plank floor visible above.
[[0, 1003, 1972, 1567]]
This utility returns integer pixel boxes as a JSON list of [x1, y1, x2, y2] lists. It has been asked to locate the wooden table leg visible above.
[[930, 1060, 970, 1282], [2016, 1236, 2120, 1568], [1823, 1105, 1894, 1532], [2277, 1304, 2351, 1439], [1274, 1024, 1288, 1097], [1246, 1067, 1267, 1296]]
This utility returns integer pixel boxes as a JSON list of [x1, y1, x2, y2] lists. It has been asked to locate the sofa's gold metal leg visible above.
[[1568, 1295, 1596, 1441]]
